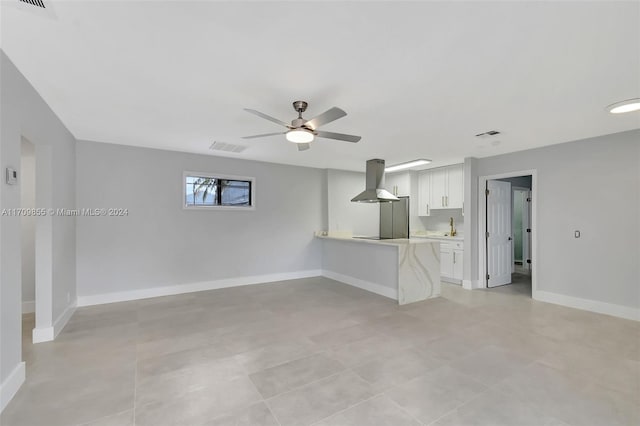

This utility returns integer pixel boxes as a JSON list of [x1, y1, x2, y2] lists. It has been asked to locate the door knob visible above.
[[508, 237, 512, 241]]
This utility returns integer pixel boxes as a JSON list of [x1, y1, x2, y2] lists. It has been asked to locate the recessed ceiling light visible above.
[[286, 129, 314, 143], [607, 98, 640, 114], [385, 159, 432, 173]]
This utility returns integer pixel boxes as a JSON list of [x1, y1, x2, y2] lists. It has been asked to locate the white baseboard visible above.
[[535, 290, 640, 322], [32, 301, 77, 343], [77, 270, 323, 307], [32, 327, 53, 343], [0, 362, 25, 413], [22, 301, 35, 314], [464, 279, 484, 289], [321, 270, 398, 300]]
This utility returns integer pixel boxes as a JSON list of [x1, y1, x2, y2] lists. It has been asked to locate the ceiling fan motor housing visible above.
[[291, 117, 308, 128]]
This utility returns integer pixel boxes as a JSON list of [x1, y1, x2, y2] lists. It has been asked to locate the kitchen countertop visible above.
[[411, 235, 464, 242], [315, 234, 441, 247]]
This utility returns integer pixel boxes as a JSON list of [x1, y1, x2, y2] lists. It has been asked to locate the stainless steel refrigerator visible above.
[[379, 196, 409, 239]]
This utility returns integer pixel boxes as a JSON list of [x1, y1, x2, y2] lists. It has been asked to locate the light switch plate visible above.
[[574, 230, 581, 238], [5, 167, 17, 185]]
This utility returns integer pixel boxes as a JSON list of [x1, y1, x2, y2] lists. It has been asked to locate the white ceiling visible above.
[[1, 1, 639, 171]]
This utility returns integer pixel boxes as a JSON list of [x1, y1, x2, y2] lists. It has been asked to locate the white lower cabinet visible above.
[[453, 248, 463, 281], [440, 241, 463, 283], [440, 245, 453, 277]]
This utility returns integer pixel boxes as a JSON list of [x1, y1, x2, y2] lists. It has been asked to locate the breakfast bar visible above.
[[316, 234, 441, 305]]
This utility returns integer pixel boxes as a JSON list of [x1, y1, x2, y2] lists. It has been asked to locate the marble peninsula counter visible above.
[[316, 234, 441, 305]]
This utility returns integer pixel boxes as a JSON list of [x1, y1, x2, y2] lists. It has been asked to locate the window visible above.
[[184, 172, 254, 210]]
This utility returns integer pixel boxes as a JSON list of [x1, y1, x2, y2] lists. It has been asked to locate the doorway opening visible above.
[[21, 138, 36, 334], [479, 171, 536, 298]]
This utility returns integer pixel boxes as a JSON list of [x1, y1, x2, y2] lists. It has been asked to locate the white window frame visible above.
[[183, 171, 256, 211]]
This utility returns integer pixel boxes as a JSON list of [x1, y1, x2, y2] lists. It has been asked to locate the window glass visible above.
[[184, 174, 252, 208]]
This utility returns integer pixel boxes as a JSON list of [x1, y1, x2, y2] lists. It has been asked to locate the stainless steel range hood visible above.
[[351, 159, 400, 203]]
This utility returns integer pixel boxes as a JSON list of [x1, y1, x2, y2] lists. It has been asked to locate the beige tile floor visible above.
[[2, 276, 639, 426]]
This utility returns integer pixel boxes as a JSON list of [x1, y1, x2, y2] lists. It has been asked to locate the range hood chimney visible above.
[[351, 159, 400, 203]]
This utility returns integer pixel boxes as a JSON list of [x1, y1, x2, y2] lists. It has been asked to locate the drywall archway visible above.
[[24, 139, 55, 343]]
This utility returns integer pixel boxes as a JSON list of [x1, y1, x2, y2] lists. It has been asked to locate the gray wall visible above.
[[326, 169, 380, 236], [0, 51, 76, 387], [76, 141, 325, 297], [466, 129, 640, 309], [20, 139, 35, 306]]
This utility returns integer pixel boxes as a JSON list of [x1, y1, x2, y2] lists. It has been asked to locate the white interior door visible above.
[[487, 180, 512, 287]]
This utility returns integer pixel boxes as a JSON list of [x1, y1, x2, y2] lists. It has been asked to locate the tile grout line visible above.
[[305, 363, 433, 426], [424, 358, 539, 426], [262, 370, 347, 401], [377, 395, 428, 426], [307, 393, 381, 426], [261, 397, 283, 426], [242, 347, 329, 378], [73, 409, 133, 426], [241, 358, 284, 425]]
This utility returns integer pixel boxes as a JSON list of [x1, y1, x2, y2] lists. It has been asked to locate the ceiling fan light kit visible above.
[[243, 100, 361, 150], [286, 129, 314, 143]]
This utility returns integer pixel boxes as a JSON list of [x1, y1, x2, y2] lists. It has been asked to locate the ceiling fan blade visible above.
[[244, 109, 290, 127], [242, 132, 286, 139], [297, 143, 311, 151], [304, 107, 347, 130], [315, 130, 361, 143]]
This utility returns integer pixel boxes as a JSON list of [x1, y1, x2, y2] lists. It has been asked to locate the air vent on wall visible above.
[[475, 130, 501, 137], [19, 0, 45, 8], [209, 141, 247, 153]]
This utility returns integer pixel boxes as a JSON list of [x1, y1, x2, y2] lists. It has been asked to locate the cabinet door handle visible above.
[[446, 196, 448, 206], [426, 203, 429, 215], [453, 251, 456, 263], [442, 196, 444, 207]]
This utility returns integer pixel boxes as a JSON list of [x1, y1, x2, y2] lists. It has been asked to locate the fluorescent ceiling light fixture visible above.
[[607, 98, 640, 114], [286, 129, 314, 143], [385, 159, 432, 172]]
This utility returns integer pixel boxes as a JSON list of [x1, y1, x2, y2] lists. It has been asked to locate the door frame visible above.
[[21, 137, 55, 343], [512, 186, 531, 272], [478, 170, 537, 296]]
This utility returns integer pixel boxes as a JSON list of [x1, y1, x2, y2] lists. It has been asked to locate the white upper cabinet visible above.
[[417, 172, 430, 216], [385, 172, 411, 197], [429, 168, 448, 209], [417, 164, 464, 214]]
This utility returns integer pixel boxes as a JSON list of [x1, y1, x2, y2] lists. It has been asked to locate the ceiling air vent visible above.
[[19, 0, 46, 8], [209, 141, 247, 153], [475, 130, 501, 138]]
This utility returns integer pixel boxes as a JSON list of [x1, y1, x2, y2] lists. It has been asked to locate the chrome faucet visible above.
[[449, 217, 457, 237]]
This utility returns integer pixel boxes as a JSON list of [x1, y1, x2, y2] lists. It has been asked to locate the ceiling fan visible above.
[[242, 101, 361, 151]]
